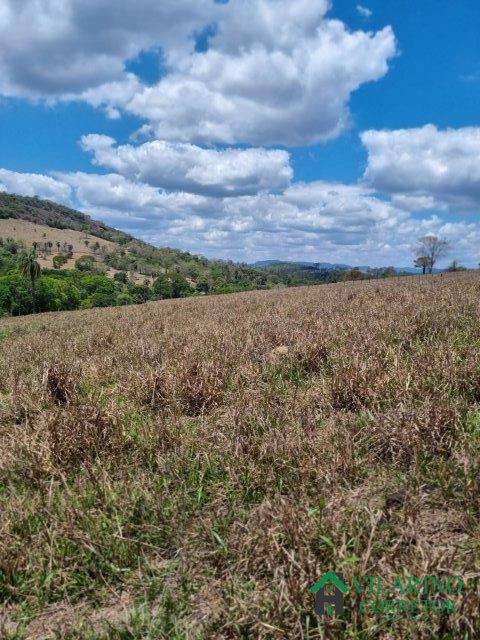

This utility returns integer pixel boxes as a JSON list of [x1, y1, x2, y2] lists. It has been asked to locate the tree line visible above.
[[0, 233, 471, 318], [0, 239, 196, 316]]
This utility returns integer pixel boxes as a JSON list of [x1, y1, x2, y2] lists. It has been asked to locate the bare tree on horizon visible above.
[[415, 235, 450, 274]]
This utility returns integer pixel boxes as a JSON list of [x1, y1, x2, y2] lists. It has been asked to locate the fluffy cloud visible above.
[[0, 0, 396, 146], [57, 171, 208, 223], [2, 166, 477, 265], [122, 1, 396, 145], [80, 134, 293, 196], [64, 173, 411, 261], [0, 169, 71, 203], [6, 4, 478, 268], [70, 174, 480, 266], [361, 125, 480, 211], [0, 0, 217, 97]]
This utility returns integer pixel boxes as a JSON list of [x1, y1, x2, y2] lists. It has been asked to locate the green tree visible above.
[[0, 273, 32, 316], [127, 283, 151, 304], [53, 254, 69, 269], [153, 272, 191, 299], [78, 274, 117, 308], [78, 274, 116, 296], [18, 250, 41, 313], [446, 260, 467, 272], [414, 256, 432, 275], [75, 255, 97, 272], [4, 238, 19, 255], [116, 292, 134, 306], [169, 272, 192, 298], [37, 277, 80, 311], [343, 267, 366, 282], [152, 274, 173, 299], [196, 277, 212, 294]]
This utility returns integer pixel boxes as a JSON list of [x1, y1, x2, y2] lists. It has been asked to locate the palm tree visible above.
[[19, 250, 41, 313]]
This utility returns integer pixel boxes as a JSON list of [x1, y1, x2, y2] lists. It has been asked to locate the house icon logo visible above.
[[310, 570, 349, 618]]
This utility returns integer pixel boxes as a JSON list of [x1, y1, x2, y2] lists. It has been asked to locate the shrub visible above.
[[52, 254, 68, 269], [127, 283, 151, 304], [152, 273, 172, 299], [113, 271, 129, 284], [75, 255, 97, 272], [116, 292, 135, 306]]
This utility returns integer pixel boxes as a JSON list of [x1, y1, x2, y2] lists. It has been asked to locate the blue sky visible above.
[[0, 0, 479, 266]]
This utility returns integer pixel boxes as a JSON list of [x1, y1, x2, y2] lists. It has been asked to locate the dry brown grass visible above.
[[0, 219, 117, 268], [0, 220, 149, 283], [0, 272, 480, 638]]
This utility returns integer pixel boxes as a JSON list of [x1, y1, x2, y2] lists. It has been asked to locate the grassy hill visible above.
[[0, 192, 134, 242], [0, 192, 295, 316], [0, 192, 278, 288], [0, 218, 120, 273], [1, 272, 479, 638], [0, 193, 410, 319]]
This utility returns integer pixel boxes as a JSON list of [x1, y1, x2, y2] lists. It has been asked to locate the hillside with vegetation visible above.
[[1, 272, 479, 638], [0, 193, 288, 316], [0, 193, 411, 317]]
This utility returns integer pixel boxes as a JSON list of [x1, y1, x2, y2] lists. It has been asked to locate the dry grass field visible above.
[[1, 273, 479, 638], [0, 219, 117, 269], [0, 220, 149, 283]]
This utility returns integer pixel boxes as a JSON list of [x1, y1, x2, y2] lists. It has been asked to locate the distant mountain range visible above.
[[251, 260, 441, 274], [253, 260, 354, 270]]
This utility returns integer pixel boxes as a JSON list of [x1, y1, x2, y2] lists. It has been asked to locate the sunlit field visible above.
[[1, 273, 479, 638]]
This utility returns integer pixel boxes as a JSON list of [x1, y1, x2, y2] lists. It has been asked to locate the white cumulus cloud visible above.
[[361, 125, 480, 211], [0, 0, 218, 98], [0, 0, 396, 147], [1, 167, 477, 266], [0, 169, 72, 204], [121, 0, 396, 145], [80, 134, 293, 196]]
